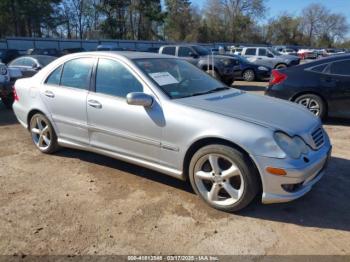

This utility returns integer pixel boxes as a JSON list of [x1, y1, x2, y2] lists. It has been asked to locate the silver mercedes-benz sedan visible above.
[[12, 52, 332, 212]]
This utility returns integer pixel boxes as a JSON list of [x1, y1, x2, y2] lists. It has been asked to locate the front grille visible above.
[[311, 127, 324, 149]]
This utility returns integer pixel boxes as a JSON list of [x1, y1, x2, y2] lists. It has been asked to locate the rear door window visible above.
[[162, 47, 176, 56], [309, 64, 328, 73], [45, 65, 63, 85], [245, 48, 256, 56], [330, 60, 350, 76], [60, 58, 94, 90]]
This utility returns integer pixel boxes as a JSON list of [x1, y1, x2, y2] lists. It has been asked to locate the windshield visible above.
[[269, 48, 281, 56], [192, 46, 210, 56], [134, 58, 230, 99]]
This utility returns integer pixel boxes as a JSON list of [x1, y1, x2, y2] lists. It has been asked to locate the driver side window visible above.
[[258, 48, 267, 56], [95, 59, 143, 98]]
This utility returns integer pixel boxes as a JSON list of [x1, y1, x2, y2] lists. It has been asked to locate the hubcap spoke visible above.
[[221, 165, 240, 179], [195, 171, 213, 180], [38, 134, 45, 147], [222, 182, 240, 200], [31, 128, 41, 135], [208, 155, 221, 174], [42, 135, 50, 146], [208, 183, 221, 201], [36, 117, 43, 130]]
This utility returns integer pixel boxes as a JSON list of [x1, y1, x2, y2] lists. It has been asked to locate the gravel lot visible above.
[[0, 81, 349, 256]]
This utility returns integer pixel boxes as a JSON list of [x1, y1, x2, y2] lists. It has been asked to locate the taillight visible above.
[[270, 70, 287, 85], [13, 86, 19, 101]]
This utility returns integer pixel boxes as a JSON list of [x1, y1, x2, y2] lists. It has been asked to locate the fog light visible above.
[[266, 167, 287, 176]]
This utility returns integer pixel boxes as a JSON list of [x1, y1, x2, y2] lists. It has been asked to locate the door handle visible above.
[[44, 90, 55, 98], [88, 100, 102, 109]]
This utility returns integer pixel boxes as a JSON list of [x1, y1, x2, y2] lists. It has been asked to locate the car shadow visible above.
[[324, 117, 350, 127], [0, 104, 18, 126], [238, 156, 350, 232], [55, 148, 193, 194], [56, 147, 349, 232]]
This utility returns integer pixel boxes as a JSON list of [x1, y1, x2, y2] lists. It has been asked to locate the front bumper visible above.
[[253, 143, 332, 204]]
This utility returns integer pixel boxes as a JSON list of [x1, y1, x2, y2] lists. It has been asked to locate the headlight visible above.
[[258, 66, 268, 71], [0, 66, 7, 75], [274, 132, 309, 159], [219, 59, 232, 66]]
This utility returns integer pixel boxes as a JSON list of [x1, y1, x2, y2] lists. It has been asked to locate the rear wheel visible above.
[[189, 144, 259, 212], [294, 94, 327, 119], [29, 113, 59, 154], [242, 69, 255, 82]]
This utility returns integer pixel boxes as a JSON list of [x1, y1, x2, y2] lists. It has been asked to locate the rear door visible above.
[[325, 59, 350, 117], [41, 57, 95, 144], [257, 48, 274, 68]]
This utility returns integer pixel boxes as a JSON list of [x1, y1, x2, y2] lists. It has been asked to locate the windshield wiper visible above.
[[187, 87, 230, 97]]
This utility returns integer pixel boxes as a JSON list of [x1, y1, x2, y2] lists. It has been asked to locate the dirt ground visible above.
[[0, 81, 349, 256]]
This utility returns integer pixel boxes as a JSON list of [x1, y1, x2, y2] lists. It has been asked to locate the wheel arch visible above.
[[26, 109, 54, 131], [274, 63, 287, 69], [182, 137, 262, 192]]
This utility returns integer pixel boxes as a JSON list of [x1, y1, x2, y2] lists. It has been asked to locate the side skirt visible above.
[[57, 138, 185, 180]]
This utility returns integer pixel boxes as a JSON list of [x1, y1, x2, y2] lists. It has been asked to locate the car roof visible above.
[[79, 51, 174, 60]]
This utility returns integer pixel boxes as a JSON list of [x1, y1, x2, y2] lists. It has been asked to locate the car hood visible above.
[[177, 90, 319, 135]]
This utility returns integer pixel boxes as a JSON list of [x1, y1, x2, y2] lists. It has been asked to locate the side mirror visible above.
[[32, 64, 41, 70], [126, 92, 154, 108], [267, 53, 274, 58]]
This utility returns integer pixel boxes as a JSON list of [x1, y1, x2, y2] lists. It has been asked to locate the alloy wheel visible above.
[[30, 115, 52, 151], [297, 97, 320, 116], [193, 153, 244, 207]]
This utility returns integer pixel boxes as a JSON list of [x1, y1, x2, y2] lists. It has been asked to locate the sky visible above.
[[191, 0, 350, 25]]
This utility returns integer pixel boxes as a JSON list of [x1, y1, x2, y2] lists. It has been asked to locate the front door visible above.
[[86, 58, 163, 164]]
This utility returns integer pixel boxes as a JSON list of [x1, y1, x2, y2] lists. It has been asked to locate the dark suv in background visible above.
[[159, 45, 236, 85]]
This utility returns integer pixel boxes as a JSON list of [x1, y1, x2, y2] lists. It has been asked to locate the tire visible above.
[[294, 94, 327, 119], [1, 95, 14, 109], [29, 113, 59, 154], [242, 69, 255, 82], [206, 70, 220, 81], [189, 144, 260, 212], [275, 63, 287, 69]]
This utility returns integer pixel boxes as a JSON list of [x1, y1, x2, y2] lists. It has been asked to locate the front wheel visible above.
[[189, 144, 259, 212], [29, 113, 59, 154], [294, 94, 327, 119]]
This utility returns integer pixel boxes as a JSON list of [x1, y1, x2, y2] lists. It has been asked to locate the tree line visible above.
[[0, 0, 348, 48]]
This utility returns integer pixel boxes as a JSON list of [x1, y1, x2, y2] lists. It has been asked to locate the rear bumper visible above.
[[253, 143, 332, 204]]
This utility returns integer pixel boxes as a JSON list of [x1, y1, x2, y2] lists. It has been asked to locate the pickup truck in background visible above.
[[241, 46, 300, 69]]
